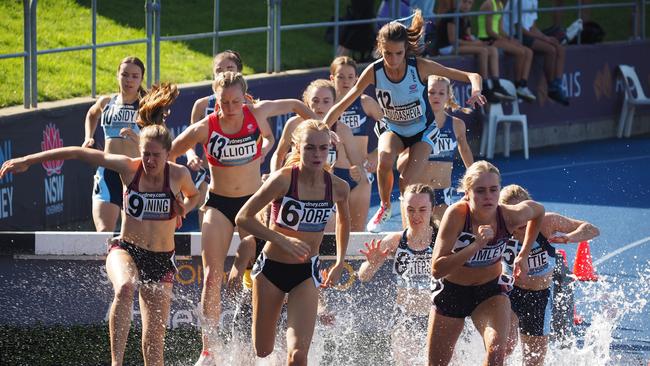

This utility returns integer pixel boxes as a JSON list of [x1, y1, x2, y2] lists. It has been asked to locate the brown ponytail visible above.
[[137, 83, 179, 127], [376, 9, 425, 57]]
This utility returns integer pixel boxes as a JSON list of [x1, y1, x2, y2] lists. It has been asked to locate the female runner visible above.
[[83, 56, 148, 232], [1, 124, 199, 366], [169, 71, 315, 365], [358, 183, 438, 365], [397, 75, 474, 226], [323, 10, 485, 232], [427, 161, 545, 366], [236, 119, 350, 365], [500, 184, 599, 366], [271, 79, 365, 230], [186, 50, 246, 226]]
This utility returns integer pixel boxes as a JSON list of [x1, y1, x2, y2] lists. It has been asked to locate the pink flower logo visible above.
[[41, 123, 64, 176]]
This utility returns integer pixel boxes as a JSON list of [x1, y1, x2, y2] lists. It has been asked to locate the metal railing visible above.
[[1, 0, 647, 109]]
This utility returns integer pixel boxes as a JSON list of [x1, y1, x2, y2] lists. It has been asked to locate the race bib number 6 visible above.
[[278, 197, 305, 231]]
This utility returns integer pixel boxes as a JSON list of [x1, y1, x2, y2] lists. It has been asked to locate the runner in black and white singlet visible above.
[[427, 161, 545, 366], [271, 79, 366, 231], [329, 56, 384, 232], [323, 10, 485, 233], [169, 72, 316, 365], [83, 56, 147, 232], [236, 119, 350, 365], [499, 184, 600, 366], [397, 75, 474, 227], [185, 50, 247, 232], [1, 125, 200, 366], [358, 184, 438, 366]]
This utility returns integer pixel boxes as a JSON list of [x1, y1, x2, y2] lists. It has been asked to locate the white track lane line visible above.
[[594, 236, 650, 266], [501, 155, 650, 177]]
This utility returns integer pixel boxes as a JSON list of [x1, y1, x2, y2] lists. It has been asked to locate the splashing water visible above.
[[212, 261, 649, 366], [1, 258, 648, 365]]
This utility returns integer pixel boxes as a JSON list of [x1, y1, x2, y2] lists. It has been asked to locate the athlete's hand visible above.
[[81, 137, 95, 148], [322, 262, 345, 287], [226, 270, 244, 296], [261, 173, 270, 183], [329, 131, 341, 145], [349, 165, 364, 183], [120, 128, 139, 145], [186, 156, 204, 171], [359, 239, 389, 265], [475, 225, 495, 247], [513, 254, 529, 280], [365, 159, 377, 175], [549, 233, 570, 244], [0, 158, 30, 179], [280, 236, 311, 261], [173, 193, 187, 219], [467, 90, 487, 108]]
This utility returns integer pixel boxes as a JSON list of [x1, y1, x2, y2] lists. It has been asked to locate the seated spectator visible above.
[[436, 0, 515, 103], [335, 0, 376, 61], [478, 0, 536, 102], [503, 0, 570, 105]]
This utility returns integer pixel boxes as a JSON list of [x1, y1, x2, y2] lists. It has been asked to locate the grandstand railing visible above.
[[1, 0, 647, 109]]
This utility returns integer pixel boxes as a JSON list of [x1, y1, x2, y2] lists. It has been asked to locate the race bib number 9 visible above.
[[126, 191, 145, 220]]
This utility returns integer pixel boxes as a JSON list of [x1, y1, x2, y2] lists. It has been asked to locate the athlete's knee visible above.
[[114, 281, 137, 302], [400, 169, 418, 186], [287, 347, 308, 366], [203, 265, 224, 286], [377, 151, 396, 171]]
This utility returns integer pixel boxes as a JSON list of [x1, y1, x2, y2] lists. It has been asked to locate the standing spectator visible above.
[[503, 0, 570, 105], [478, 0, 536, 101]]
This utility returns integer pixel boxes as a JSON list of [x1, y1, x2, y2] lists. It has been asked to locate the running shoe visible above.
[[492, 84, 516, 101], [547, 85, 570, 106], [516, 86, 537, 102], [366, 204, 392, 233], [563, 19, 583, 44], [483, 88, 501, 104], [194, 351, 215, 366]]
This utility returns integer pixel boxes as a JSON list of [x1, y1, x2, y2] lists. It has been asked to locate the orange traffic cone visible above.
[[573, 241, 598, 281], [573, 305, 584, 325]]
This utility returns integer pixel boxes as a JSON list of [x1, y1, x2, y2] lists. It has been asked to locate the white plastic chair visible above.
[[617, 64, 650, 138], [480, 79, 529, 159]]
